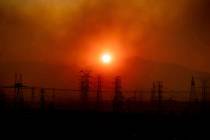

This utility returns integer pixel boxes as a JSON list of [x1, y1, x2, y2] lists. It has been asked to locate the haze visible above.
[[0, 0, 210, 90]]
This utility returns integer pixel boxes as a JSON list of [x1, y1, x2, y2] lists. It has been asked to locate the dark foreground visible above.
[[0, 111, 210, 139]]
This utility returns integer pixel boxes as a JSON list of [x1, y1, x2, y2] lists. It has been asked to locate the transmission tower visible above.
[[96, 75, 103, 111], [52, 89, 55, 108], [80, 70, 91, 111], [157, 81, 163, 104], [40, 88, 45, 112], [151, 81, 163, 112], [151, 82, 157, 103], [49, 88, 55, 111], [151, 81, 163, 103], [31, 87, 35, 109], [201, 79, 208, 103], [0, 87, 5, 111], [14, 73, 24, 110], [189, 76, 197, 103], [113, 76, 124, 112]]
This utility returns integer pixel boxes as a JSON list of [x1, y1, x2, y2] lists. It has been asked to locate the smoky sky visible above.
[[0, 0, 210, 72]]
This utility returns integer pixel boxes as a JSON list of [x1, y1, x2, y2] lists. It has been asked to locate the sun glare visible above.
[[101, 53, 112, 64]]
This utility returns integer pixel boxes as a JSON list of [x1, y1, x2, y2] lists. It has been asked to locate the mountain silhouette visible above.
[[0, 59, 209, 92]]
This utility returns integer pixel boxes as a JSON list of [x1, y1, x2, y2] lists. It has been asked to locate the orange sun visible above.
[[101, 53, 112, 64]]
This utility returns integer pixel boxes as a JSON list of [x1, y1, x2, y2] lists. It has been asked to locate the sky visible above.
[[0, 0, 210, 90], [0, 0, 210, 71]]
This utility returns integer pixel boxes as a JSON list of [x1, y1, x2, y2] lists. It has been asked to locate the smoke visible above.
[[58, 0, 210, 71], [0, 0, 210, 71]]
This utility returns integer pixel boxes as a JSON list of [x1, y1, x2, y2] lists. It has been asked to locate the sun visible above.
[[101, 53, 112, 64]]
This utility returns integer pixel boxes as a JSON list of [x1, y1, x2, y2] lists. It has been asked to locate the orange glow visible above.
[[101, 53, 112, 64], [77, 34, 129, 75]]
